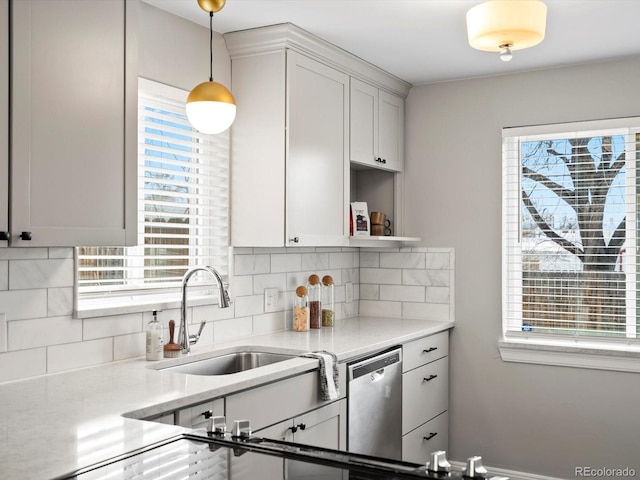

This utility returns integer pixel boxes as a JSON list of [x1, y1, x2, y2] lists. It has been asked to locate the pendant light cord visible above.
[[209, 11, 214, 82]]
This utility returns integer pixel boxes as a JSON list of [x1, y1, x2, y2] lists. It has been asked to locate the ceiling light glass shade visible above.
[[186, 81, 237, 134], [466, 0, 547, 52]]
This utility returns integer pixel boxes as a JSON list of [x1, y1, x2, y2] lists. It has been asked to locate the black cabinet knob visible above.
[[20, 231, 32, 241], [289, 425, 298, 433], [0, 231, 9, 241], [201, 410, 213, 419], [297, 423, 306, 431]]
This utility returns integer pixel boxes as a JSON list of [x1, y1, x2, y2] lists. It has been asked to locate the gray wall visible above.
[[405, 57, 640, 477]]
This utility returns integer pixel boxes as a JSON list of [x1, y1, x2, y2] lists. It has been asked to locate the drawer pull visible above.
[[423, 374, 438, 382], [289, 425, 298, 433], [297, 423, 306, 431], [423, 432, 438, 441], [423, 347, 438, 353]]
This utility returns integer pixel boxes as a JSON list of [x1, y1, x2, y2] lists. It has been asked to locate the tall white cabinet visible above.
[[229, 45, 349, 247], [226, 24, 412, 248], [7, 0, 137, 247]]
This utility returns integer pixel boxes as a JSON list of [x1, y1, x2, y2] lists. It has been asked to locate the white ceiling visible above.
[[142, 0, 640, 86]]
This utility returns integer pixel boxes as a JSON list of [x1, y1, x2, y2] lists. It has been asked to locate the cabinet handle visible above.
[[0, 231, 9, 241], [381, 158, 387, 164], [423, 432, 438, 441], [20, 231, 32, 241], [297, 423, 306, 431], [289, 237, 299, 244], [201, 410, 213, 419], [423, 374, 438, 382], [423, 347, 438, 354], [289, 425, 298, 433]]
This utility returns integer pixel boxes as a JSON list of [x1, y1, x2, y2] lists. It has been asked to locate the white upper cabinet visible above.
[[0, 0, 8, 246], [225, 24, 410, 247], [9, 0, 137, 247], [350, 78, 404, 172]]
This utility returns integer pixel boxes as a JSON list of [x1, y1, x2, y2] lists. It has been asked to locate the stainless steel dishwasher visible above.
[[347, 347, 402, 460]]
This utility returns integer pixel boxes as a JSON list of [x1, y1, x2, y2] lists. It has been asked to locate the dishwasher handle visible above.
[[348, 348, 402, 381]]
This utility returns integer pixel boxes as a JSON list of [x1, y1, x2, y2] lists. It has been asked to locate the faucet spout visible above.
[[179, 266, 230, 354]]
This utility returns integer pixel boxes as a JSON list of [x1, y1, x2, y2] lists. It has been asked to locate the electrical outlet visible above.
[[345, 282, 353, 303], [264, 288, 279, 313], [0, 314, 6, 353]]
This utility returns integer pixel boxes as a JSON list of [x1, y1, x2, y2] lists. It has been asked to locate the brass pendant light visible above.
[[186, 0, 236, 134]]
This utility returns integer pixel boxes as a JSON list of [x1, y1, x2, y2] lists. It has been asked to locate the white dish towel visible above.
[[301, 351, 339, 401]]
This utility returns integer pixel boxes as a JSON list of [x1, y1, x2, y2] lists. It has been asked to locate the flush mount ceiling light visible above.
[[186, 0, 236, 134], [466, 0, 547, 62]]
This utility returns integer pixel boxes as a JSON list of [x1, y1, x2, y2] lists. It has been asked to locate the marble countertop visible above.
[[0, 316, 452, 479]]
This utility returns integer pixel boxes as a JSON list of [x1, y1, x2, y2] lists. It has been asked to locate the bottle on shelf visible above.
[[146, 310, 164, 361], [307, 274, 322, 329], [293, 286, 310, 332], [321, 275, 335, 327]]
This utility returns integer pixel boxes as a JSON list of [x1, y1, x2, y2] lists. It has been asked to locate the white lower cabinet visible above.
[[402, 411, 449, 463], [402, 332, 450, 463]]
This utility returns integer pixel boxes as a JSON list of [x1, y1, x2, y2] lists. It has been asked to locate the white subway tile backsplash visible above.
[[0, 261, 7, 290], [114, 332, 145, 361], [380, 285, 425, 302], [234, 294, 264, 317], [253, 311, 286, 335], [360, 251, 380, 268], [0, 348, 47, 383], [0, 289, 47, 321], [213, 316, 253, 342], [0, 247, 48, 260], [380, 252, 425, 269], [252, 273, 287, 294], [83, 313, 143, 340], [359, 300, 402, 317], [301, 253, 330, 272], [234, 254, 270, 275], [8, 315, 82, 350], [231, 275, 254, 297], [0, 245, 454, 382], [425, 252, 451, 270], [426, 286, 450, 304], [402, 302, 450, 321], [9, 259, 74, 290], [271, 253, 302, 273], [47, 287, 74, 317], [329, 251, 358, 269], [48, 338, 113, 373], [360, 268, 401, 285], [360, 284, 379, 300]]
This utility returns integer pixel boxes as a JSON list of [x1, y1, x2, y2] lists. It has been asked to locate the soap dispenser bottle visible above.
[[146, 310, 164, 361]]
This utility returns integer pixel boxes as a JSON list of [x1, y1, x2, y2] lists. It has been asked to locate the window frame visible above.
[[74, 78, 231, 318], [499, 117, 640, 373]]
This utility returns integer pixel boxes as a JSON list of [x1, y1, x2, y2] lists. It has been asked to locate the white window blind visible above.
[[76, 78, 229, 307], [503, 118, 640, 340]]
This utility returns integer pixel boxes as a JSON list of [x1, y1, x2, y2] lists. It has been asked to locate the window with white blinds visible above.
[[76, 78, 229, 307], [503, 117, 640, 341]]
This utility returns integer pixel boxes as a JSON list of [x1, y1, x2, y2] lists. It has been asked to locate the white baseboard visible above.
[[450, 461, 567, 480]]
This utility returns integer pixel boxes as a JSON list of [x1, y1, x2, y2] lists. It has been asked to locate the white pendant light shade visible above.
[[466, 0, 547, 52], [186, 81, 237, 134]]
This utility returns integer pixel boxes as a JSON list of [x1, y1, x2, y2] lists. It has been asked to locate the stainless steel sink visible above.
[[161, 351, 299, 376]]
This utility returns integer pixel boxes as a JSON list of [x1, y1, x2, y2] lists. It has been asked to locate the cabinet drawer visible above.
[[402, 357, 448, 434], [402, 411, 448, 464], [226, 366, 346, 432], [402, 331, 448, 372]]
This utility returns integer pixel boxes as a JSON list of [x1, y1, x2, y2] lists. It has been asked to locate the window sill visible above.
[[75, 291, 220, 319], [498, 337, 640, 373]]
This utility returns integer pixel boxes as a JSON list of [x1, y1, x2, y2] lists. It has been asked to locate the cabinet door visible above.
[[378, 90, 404, 172], [0, 0, 7, 246], [286, 51, 349, 246], [230, 419, 290, 480], [289, 400, 347, 479], [350, 77, 378, 168], [10, 0, 137, 247]]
